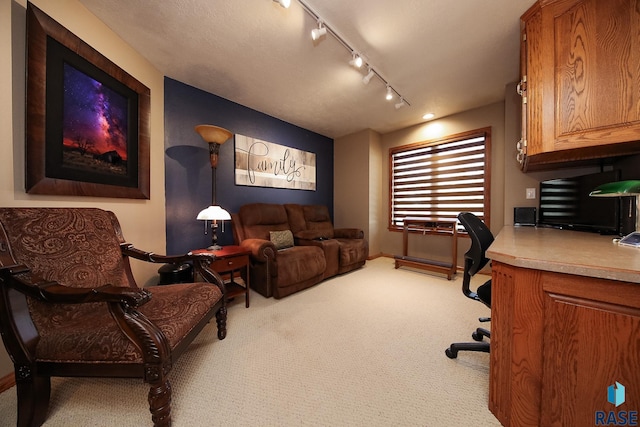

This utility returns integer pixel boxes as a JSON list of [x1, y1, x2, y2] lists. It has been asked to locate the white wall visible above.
[[334, 129, 382, 257], [1, 0, 166, 378]]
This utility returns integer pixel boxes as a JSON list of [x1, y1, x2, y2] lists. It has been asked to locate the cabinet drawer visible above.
[[211, 255, 248, 273]]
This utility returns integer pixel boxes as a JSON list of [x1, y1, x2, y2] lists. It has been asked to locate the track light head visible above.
[[311, 21, 327, 41], [395, 98, 406, 109], [349, 52, 363, 68], [385, 85, 393, 101], [273, 0, 291, 8], [362, 68, 375, 85]]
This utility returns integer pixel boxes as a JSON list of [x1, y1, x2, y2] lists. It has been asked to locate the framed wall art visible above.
[[234, 134, 316, 191], [25, 4, 150, 199]]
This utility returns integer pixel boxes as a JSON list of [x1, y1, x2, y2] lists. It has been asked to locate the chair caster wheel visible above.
[[445, 348, 458, 359], [472, 331, 484, 341]]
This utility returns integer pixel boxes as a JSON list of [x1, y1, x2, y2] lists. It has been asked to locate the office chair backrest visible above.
[[458, 212, 494, 276]]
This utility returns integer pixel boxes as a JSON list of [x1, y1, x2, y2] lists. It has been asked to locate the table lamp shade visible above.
[[197, 205, 231, 221], [589, 180, 640, 197]]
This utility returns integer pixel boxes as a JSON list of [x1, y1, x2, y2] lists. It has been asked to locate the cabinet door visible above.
[[490, 262, 545, 427], [543, 0, 640, 151], [519, 3, 544, 165], [541, 274, 640, 427]]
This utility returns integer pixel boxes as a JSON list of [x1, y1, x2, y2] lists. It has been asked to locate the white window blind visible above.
[[390, 128, 490, 230]]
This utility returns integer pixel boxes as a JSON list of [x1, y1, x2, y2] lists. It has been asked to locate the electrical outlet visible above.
[[526, 188, 536, 199]]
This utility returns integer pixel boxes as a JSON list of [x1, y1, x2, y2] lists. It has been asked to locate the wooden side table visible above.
[[193, 245, 250, 307]]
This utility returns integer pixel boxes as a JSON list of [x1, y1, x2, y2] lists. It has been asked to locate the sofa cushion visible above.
[[238, 203, 290, 240], [301, 205, 335, 238], [31, 282, 222, 363], [270, 230, 294, 250]]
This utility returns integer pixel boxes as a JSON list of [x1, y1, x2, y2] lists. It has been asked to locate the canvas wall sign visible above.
[[234, 135, 316, 191]]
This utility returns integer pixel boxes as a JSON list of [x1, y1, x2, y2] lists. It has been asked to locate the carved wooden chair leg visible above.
[[16, 370, 50, 427], [216, 306, 227, 340], [148, 378, 172, 427]]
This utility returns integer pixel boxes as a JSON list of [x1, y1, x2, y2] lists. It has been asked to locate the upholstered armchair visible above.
[[0, 208, 227, 427]]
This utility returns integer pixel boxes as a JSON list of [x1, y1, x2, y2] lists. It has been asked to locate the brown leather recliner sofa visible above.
[[232, 203, 368, 299]]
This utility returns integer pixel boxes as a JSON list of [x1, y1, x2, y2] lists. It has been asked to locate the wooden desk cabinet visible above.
[[487, 227, 640, 426]]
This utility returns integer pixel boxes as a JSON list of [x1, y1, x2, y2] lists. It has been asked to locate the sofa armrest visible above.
[[294, 230, 333, 240], [334, 228, 364, 239], [238, 238, 277, 263]]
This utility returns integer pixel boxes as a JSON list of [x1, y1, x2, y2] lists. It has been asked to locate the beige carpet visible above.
[[0, 257, 500, 426]]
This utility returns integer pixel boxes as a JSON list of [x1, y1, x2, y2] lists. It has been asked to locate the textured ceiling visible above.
[[79, 0, 533, 138]]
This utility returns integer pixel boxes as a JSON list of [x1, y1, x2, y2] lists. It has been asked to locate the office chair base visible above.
[[472, 327, 490, 341], [445, 341, 490, 359]]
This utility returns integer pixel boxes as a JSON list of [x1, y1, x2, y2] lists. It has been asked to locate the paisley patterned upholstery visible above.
[[0, 207, 227, 427], [0, 208, 129, 289], [0, 208, 223, 363]]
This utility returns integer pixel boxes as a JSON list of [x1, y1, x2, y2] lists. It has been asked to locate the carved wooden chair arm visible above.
[[121, 243, 210, 265], [120, 243, 227, 299], [0, 264, 151, 308]]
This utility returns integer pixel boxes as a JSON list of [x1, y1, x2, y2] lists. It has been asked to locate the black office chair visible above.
[[445, 212, 494, 359]]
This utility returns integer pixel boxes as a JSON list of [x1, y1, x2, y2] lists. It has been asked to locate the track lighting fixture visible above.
[[287, 0, 410, 108], [362, 68, 374, 85], [311, 21, 327, 41], [273, 0, 291, 8], [349, 52, 363, 68]]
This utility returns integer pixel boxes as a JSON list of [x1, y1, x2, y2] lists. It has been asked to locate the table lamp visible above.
[[589, 180, 640, 233], [197, 205, 231, 250]]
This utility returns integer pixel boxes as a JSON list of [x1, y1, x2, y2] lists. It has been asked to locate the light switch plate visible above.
[[526, 188, 536, 199]]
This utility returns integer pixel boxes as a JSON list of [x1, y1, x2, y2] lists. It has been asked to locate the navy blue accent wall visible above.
[[164, 78, 334, 254]]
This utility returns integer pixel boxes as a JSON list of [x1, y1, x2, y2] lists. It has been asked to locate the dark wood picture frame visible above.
[[26, 3, 150, 199]]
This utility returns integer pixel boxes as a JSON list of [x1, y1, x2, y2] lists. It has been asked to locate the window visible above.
[[389, 128, 491, 231]]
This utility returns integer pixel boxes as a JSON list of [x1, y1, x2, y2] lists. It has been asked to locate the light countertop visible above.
[[486, 226, 640, 284]]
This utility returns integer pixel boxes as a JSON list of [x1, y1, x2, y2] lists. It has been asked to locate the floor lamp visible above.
[[195, 125, 233, 250]]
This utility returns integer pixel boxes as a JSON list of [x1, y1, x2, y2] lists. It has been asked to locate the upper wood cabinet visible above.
[[519, 0, 640, 170]]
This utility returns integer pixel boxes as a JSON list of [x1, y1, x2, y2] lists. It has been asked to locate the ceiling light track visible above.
[[295, 0, 410, 108]]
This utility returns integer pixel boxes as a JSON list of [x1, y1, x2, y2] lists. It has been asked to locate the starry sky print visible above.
[[62, 63, 128, 160]]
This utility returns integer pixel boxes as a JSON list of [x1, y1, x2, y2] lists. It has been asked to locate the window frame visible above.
[[388, 127, 492, 233]]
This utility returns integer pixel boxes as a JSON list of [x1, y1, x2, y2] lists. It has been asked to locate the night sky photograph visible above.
[[62, 63, 129, 175]]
